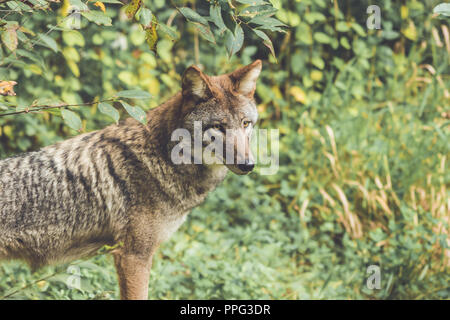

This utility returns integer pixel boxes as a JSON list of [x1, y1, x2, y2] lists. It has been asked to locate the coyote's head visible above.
[[176, 60, 262, 175]]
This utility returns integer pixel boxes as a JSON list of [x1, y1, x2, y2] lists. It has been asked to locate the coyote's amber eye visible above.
[[243, 121, 251, 128], [212, 124, 222, 131]]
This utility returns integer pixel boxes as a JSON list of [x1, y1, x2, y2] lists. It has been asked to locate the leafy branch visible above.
[[0, 0, 285, 130], [0, 98, 116, 117], [0, 89, 151, 131]]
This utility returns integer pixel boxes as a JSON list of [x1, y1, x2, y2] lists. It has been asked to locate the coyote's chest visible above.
[[151, 165, 228, 243], [156, 214, 188, 243]]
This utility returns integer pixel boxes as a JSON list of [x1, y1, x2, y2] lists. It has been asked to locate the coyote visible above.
[[0, 60, 262, 299]]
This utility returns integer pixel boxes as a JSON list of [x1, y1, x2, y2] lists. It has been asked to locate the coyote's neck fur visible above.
[[139, 91, 229, 209]]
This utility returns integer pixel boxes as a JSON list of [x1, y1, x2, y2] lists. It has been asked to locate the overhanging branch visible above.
[[0, 98, 116, 117]]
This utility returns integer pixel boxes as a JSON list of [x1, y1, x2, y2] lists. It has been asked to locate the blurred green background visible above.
[[0, 0, 449, 299]]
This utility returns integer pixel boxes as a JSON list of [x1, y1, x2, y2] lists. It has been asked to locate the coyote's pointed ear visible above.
[[230, 60, 262, 97], [182, 66, 212, 101]]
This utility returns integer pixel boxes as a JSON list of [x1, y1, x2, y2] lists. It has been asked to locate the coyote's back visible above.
[[0, 121, 148, 269]]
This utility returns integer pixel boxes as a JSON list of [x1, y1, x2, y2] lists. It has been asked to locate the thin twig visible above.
[[0, 269, 62, 299], [0, 245, 121, 299], [0, 98, 116, 117], [166, 9, 178, 27]]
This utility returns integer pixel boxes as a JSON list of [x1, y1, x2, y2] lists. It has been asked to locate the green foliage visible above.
[[0, 0, 449, 300], [0, 0, 284, 130]]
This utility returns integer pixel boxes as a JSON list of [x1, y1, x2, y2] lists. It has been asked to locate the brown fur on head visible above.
[[179, 60, 262, 175]]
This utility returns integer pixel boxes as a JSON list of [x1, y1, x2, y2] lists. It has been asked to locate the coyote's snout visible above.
[[0, 60, 262, 299]]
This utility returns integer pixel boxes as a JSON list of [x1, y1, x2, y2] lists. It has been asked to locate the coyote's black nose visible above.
[[238, 160, 255, 172]]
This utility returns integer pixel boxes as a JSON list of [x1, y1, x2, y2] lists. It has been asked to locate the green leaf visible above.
[[16, 102, 28, 112], [336, 21, 350, 32], [193, 22, 215, 44], [254, 29, 276, 60], [1, 26, 18, 52], [311, 56, 325, 70], [27, 0, 48, 5], [433, 3, 450, 16], [68, 0, 89, 11], [82, 11, 112, 26], [237, 0, 268, 4], [16, 49, 44, 68], [123, 0, 142, 19], [62, 30, 85, 47], [225, 24, 244, 58], [304, 11, 326, 24], [96, 0, 122, 3], [209, 5, 227, 34], [144, 16, 158, 53], [140, 8, 153, 28], [7, 1, 32, 12], [16, 30, 29, 43], [158, 22, 179, 41], [249, 16, 286, 27], [37, 33, 58, 52], [382, 29, 400, 40], [249, 16, 286, 32], [130, 25, 145, 45], [120, 101, 147, 125], [340, 37, 351, 49], [314, 32, 331, 44], [61, 109, 82, 131], [118, 71, 138, 85], [239, 5, 277, 18], [179, 7, 209, 25], [98, 102, 120, 123], [351, 22, 367, 37], [63, 47, 80, 62], [19, 26, 35, 37], [116, 89, 152, 99]]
